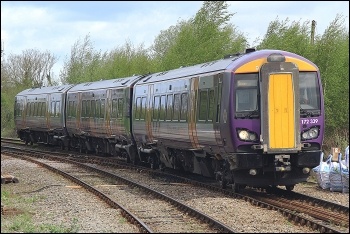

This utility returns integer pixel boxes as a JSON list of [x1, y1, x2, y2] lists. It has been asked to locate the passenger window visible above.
[[72, 101, 76, 118], [26, 103, 29, 116], [55, 101, 60, 117], [208, 89, 214, 122], [100, 99, 105, 118], [37, 102, 42, 117], [117, 98, 123, 118], [153, 96, 160, 120], [173, 94, 180, 121], [135, 97, 141, 120], [166, 94, 173, 121], [159, 95, 166, 121], [90, 100, 95, 118], [180, 93, 188, 121], [199, 90, 208, 121], [141, 97, 147, 120], [51, 101, 56, 117], [112, 99, 118, 119], [34, 102, 38, 117]]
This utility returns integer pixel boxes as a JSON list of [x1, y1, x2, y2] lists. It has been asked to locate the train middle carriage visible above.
[[132, 48, 324, 190], [65, 75, 144, 159]]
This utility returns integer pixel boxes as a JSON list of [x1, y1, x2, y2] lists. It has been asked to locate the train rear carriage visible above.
[[14, 85, 74, 146], [132, 48, 324, 191], [65, 75, 144, 159]]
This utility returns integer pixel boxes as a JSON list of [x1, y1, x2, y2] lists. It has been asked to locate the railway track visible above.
[[2, 139, 349, 233], [1, 145, 236, 233]]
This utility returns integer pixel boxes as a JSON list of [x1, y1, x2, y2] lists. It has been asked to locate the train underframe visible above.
[[17, 130, 321, 192], [132, 144, 322, 192], [17, 129, 65, 148]]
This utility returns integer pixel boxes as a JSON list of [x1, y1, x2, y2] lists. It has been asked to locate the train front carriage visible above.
[[225, 50, 324, 190], [132, 48, 324, 191]]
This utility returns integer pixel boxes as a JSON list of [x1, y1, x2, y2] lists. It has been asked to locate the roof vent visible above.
[[245, 48, 256, 53]]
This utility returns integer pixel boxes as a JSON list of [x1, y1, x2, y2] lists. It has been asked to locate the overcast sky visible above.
[[1, 1, 349, 81]]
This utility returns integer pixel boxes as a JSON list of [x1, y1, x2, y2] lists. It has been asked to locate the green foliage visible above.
[[156, 1, 247, 71], [101, 40, 155, 79], [59, 33, 104, 84], [1, 188, 80, 233], [1, 92, 15, 137], [1, 190, 12, 204], [257, 17, 313, 57], [312, 14, 349, 135], [323, 129, 349, 157], [3, 213, 79, 233]]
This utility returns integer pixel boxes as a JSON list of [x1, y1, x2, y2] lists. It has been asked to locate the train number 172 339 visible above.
[[301, 118, 319, 124]]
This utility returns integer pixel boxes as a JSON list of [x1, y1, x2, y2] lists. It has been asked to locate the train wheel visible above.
[[159, 163, 165, 172], [220, 177, 227, 189], [150, 157, 159, 170], [60, 141, 65, 150], [266, 185, 277, 194], [126, 154, 131, 163], [286, 185, 295, 191], [232, 183, 241, 193]]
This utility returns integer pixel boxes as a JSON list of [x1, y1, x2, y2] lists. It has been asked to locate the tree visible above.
[[2, 49, 57, 88], [60, 34, 103, 84], [1, 48, 57, 136], [102, 40, 154, 79], [313, 14, 349, 137], [257, 17, 312, 57], [154, 1, 247, 71]]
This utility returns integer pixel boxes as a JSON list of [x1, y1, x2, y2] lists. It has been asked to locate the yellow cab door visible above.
[[260, 55, 301, 153]]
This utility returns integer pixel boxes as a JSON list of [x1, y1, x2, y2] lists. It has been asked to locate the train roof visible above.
[[67, 75, 145, 92], [137, 49, 318, 84], [16, 84, 75, 96], [138, 55, 242, 85]]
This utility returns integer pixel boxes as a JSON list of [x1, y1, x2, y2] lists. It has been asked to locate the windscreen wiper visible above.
[[300, 108, 313, 117], [244, 110, 260, 119]]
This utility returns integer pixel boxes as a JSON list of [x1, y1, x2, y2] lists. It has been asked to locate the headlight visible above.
[[249, 134, 256, 141], [309, 128, 319, 138], [239, 130, 249, 140], [237, 129, 257, 142], [302, 132, 308, 139], [301, 127, 319, 140]]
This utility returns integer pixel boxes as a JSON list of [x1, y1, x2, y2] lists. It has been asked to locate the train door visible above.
[[106, 89, 112, 137], [22, 97, 27, 129], [147, 84, 154, 143], [77, 92, 82, 133], [260, 57, 301, 153], [47, 94, 51, 130], [189, 77, 199, 149], [212, 73, 225, 153]]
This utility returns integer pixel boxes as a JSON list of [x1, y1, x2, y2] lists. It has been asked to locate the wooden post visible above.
[[331, 147, 340, 162], [311, 20, 316, 45]]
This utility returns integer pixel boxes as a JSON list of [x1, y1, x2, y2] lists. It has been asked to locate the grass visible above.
[[1, 188, 80, 233]]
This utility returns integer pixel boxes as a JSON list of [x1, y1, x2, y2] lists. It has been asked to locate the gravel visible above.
[[1, 153, 349, 233]]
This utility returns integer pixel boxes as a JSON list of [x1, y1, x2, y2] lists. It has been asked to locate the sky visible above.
[[1, 1, 349, 82]]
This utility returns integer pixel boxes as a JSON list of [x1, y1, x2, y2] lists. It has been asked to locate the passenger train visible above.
[[14, 48, 324, 191]]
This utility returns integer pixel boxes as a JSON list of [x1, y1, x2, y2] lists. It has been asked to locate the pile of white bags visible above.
[[312, 146, 349, 193]]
